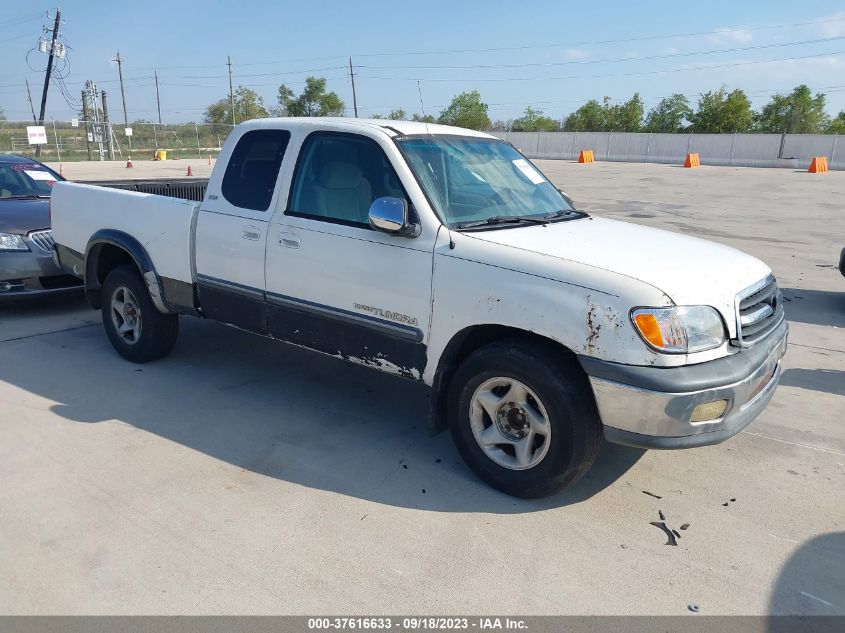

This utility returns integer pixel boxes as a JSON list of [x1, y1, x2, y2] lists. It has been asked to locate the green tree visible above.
[[412, 113, 436, 123], [512, 106, 559, 132], [755, 85, 829, 133], [689, 86, 753, 133], [274, 77, 344, 117], [644, 94, 692, 133], [563, 99, 605, 131], [437, 91, 490, 130], [203, 86, 268, 124], [828, 110, 845, 135], [0, 105, 5, 121], [372, 108, 407, 120], [605, 93, 644, 131]]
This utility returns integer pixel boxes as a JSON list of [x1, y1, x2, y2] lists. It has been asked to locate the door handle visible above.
[[278, 231, 301, 248], [242, 225, 261, 241]]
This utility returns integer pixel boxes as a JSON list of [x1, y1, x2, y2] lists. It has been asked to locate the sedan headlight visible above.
[[631, 306, 726, 354], [0, 233, 29, 252]]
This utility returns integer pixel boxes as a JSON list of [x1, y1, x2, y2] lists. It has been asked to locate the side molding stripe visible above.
[[196, 275, 424, 343]]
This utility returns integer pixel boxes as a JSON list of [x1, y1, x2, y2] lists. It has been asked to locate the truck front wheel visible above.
[[448, 340, 601, 498], [101, 265, 179, 363]]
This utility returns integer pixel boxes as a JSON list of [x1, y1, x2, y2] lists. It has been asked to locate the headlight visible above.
[[0, 233, 29, 252], [631, 306, 726, 354]]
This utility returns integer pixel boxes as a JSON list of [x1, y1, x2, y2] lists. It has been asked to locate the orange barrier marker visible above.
[[808, 156, 829, 173], [578, 149, 595, 163], [684, 152, 701, 168], [186, 165, 193, 177]]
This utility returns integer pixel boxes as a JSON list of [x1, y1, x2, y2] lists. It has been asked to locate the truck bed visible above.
[[81, 178, 208, 202], [51, 182, 201, 285]]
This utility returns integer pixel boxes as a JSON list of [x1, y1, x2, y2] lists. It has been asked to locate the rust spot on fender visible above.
[[585, 299, 602, 353]]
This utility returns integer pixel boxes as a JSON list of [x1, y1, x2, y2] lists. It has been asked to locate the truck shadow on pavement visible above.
[[780, 369, 845, 397], [6, 316, 645, 513], [781, 287, 845, 328], [769, 532, 845, 615]]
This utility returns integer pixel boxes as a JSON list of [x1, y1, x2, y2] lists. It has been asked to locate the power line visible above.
[[349, 16, 845, 59], [358, 49, 845, 82], [35, 15, 843, 77], [358, 35, 845, 70]]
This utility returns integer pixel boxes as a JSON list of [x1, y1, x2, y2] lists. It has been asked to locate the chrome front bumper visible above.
[[580, 319, 788, 449]]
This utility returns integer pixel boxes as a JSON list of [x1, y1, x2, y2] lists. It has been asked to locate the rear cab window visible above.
[[221, 130, 290, 212]]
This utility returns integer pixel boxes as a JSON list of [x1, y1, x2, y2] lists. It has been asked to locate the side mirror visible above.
[[368, 197, 420, 237]]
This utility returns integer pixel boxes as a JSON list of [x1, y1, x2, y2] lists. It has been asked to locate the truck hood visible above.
[[0, 198, 51, 234], [463, 216, 771, 327]]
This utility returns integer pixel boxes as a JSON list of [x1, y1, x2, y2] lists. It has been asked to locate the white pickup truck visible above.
[[51, 118, 787, 497]]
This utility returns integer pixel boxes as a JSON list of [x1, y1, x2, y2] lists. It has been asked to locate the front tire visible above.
[[448, 339, 601, 498], [101, 265, 178, 363]]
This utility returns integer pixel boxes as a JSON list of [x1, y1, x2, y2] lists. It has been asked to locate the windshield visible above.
[[396, 136, 573, 227], [0, 162, 60, 199]]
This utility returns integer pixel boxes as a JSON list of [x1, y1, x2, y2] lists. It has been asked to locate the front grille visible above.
[[734, 275, 784, 345], [28, 229, 55, 254]]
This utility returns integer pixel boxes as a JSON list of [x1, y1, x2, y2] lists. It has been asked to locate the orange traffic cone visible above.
[[126, 157, 133, 168], [684, 152, 701, 168], [578, 150, 595, 163], [186, 165, 193, 177], [808, 156, 829, 173]]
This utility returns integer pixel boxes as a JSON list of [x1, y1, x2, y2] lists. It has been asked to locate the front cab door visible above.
[[264, 131, 436, 380]]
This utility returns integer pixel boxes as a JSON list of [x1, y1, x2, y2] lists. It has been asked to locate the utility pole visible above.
[[35, 8, 61, 157], [102, 90, 115, 160], [25, 79, 37, 123], [87, 81, 104, 161], [154, 69, 162, 150], [227, 54, 236, 126], [80, 89, 92, 160], [349, 57, 358, 117], [113, 51, 132, 165]]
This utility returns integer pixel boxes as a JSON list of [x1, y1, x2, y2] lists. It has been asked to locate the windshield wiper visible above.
[[455, 215, 550, 230], [2, 194, 48, 200], [544, 208, 586, 221]]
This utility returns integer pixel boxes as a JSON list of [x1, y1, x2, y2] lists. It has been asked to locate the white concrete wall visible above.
[[494, 131, 844, 170]]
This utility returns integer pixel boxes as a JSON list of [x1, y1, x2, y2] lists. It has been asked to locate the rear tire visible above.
[[448, 339, 601, 498], [101, 265, 178, 363]]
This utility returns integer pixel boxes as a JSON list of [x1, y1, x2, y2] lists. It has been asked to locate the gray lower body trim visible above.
[[266, 291, 424, 343], [196, 273, 265, 300]]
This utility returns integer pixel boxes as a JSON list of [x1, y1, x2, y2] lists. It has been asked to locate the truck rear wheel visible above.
[[448, 339, 601, 498], [101, 265, 178, 363]]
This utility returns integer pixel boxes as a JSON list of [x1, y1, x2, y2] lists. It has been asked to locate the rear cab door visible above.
[[194, 125, 291, 333]]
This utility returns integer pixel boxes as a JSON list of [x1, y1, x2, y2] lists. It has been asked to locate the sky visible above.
[[2, 0, 845, 124]]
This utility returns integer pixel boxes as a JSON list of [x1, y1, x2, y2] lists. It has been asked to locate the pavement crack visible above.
[[0, 323, 99, 344]]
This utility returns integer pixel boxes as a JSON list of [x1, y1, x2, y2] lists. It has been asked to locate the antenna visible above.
[[417, 80, 432, 136]]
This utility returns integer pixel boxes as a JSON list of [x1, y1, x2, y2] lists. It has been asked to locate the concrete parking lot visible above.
[[1, 161, 843, 615]]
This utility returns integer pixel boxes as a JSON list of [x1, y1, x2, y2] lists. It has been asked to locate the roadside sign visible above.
[[71, 118, 79, 127], [125, 127, 133, 137], [87, 133, 94, 142], [26, 126, 48, 145]]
